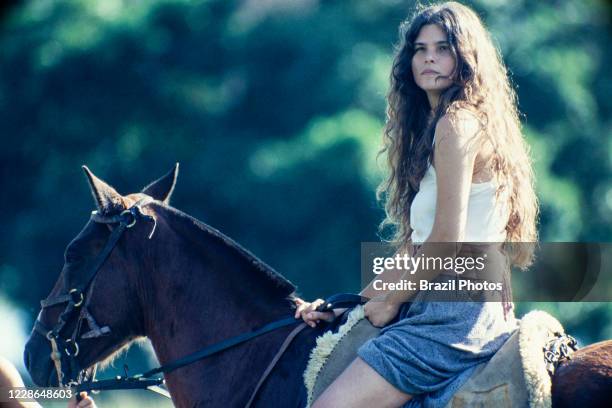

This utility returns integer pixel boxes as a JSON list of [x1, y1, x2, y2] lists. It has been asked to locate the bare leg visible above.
[[312, 357, 412, 408]]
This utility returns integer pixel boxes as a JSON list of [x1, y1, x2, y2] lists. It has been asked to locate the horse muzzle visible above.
[[24, 332, 58, 387]]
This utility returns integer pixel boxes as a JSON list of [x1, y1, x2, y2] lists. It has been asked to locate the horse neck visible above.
[[140, 206, 297, 406]]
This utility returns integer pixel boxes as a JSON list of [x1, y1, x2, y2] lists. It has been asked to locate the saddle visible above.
[[303, 305, 574, 408]]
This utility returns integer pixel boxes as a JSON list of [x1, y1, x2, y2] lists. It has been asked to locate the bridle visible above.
[[34, 197, 157, 387], [33, 197, 366, 403]]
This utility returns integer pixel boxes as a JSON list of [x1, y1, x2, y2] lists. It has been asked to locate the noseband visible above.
[[34, 197, 156, 387]]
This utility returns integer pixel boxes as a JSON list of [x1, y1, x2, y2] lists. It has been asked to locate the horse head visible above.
[[24, 164, 180, 387], [23, 164, 298, 407]]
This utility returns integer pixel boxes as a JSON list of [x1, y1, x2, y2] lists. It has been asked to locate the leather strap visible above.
[[244, 322, 308, 408], [74, 293, 360, 399], [315, 293, 368, 312], [140, 317, 301, 378], [41, 294, 72, 308]]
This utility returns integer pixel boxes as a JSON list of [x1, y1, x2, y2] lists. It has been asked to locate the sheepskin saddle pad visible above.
[[303, 306, 573, 408]]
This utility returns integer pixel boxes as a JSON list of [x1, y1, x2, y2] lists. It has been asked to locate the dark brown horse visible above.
[[23, 165, 611, 407]]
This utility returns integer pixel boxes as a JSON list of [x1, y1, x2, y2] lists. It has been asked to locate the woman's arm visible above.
[[365, 112, 482, 307], [0, 357, 96, 408], [298, 112, 483, 327], [427, 112, 481, 243]]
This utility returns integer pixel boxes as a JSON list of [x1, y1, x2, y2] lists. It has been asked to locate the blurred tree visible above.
[[0, 0, 610, 348]]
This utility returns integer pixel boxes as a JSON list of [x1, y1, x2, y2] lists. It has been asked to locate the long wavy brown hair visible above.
[[377, 1, 539, 269]]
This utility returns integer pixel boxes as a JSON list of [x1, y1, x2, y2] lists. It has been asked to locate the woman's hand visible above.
[[364, 297, 401, 327], [293, 297, 345, 328], [67, 392, 96, 408]]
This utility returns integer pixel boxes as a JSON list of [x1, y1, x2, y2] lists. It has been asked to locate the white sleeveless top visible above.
[[409, 138, 510, 243]]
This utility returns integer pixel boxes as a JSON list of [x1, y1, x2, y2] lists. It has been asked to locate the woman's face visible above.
[[411, 24, 456, 103]]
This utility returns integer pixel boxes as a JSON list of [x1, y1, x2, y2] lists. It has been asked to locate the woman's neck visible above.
[[427, 91, 440, 111]]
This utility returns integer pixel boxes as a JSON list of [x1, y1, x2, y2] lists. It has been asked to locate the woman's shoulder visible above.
[[435, 108, 483, 138], [433, 109, 484, 155]]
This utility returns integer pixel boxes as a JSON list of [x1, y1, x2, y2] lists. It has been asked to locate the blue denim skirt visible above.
[[357, 285, 517, 408]]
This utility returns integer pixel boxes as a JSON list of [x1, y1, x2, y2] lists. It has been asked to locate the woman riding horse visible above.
[[296, 2, 539, 407]]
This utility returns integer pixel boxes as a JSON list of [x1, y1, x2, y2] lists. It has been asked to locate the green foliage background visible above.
[[0, 0, 610, 404]]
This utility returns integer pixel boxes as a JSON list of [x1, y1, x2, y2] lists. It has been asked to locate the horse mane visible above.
[[150, 202, 297, 298]]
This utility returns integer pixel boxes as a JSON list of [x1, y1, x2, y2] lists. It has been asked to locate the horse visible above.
[[23, 165, 612, 407]]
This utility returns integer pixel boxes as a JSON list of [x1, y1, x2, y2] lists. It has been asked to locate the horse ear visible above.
[[141, 163, 179, 204], [82, 166, 125, 213]]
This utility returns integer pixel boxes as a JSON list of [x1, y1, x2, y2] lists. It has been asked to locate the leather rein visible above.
[[34, 197, 366, 403]]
